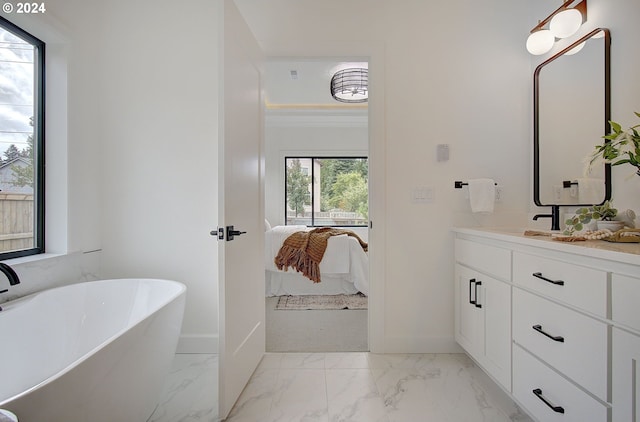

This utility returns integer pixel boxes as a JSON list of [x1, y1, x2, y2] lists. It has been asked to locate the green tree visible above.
[[11, 135, 33, 188], [286, 159, 310, 217], [3, 144, 20, 162], [320, 158, 368, 211], [10, 116, 35, 188], [328, 172, 368, 218]]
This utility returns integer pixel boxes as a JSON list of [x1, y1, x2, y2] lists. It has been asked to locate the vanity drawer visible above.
[[612, 273, 640, 332], [455, 238, 510, 281], [513, 344, 608, 422], [513, 288, 607, 400], [513, 251, 607, 317]]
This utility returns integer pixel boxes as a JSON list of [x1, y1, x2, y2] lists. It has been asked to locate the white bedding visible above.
[[265, 225, 369, 296]]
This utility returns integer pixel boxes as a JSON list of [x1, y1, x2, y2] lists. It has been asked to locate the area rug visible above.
[[276, 294, 368, 310]]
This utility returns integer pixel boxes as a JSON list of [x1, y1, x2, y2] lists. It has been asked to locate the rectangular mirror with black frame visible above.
[[534, 28, 611, 207]]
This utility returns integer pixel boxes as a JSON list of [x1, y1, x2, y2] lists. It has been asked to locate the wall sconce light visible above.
[[526, 0, 588, 55], [330, 68, 368, 103]]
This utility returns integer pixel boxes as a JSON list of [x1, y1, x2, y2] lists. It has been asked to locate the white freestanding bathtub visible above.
[[0, 278, 186, 422]]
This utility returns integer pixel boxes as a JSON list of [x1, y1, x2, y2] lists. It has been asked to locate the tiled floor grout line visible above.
[[323, 364, 330, 421], [154, 352, 532, 422]]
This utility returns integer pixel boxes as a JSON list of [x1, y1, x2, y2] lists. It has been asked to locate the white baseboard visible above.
[[381, 336, 463, 354], [176, 334, 219, 354], [175, 334, 459, 354]]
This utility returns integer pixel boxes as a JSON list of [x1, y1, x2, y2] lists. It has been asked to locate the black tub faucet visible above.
[[533, 205, 561, 231], [0, 262, 20, 286]]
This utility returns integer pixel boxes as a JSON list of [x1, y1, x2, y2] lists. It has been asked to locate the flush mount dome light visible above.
[[549, 8, 582, 38], [330, 68, 368, 103], [526, 29, 555, 55]]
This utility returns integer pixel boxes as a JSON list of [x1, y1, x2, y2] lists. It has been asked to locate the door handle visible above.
[[210, 228, 224, 240], [226, 225, 247, 241]]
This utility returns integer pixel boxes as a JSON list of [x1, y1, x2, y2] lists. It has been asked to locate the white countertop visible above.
[[453, 227, 640, 266]]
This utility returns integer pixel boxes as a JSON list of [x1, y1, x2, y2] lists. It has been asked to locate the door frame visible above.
[[264, 47, 386, 352]]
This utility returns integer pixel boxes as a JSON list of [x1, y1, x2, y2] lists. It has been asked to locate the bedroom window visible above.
[[0, 17, 45, 260], [285, 157, 368, 227]]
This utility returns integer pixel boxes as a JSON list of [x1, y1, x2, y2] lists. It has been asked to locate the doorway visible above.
[[263, 58, 370, 352]]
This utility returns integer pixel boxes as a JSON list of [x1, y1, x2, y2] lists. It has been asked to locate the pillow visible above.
[[264, 219, 272, 231]]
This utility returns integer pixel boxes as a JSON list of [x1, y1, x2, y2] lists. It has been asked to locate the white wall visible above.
[[0, 1, 103, 297], [4, 0, 637, 355], [236, 0, 532, 352], [238, 0, 640, 353], [265, 109, 368, 229], [1, 0, 221, 352], [529, 0, 640, 217]]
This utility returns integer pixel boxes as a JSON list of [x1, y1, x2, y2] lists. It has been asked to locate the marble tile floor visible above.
[[149, 352, 534, 422], [148, 353, 219, 422]]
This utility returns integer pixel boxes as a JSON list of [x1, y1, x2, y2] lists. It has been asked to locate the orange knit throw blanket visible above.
[[274, 227, 368, 283]]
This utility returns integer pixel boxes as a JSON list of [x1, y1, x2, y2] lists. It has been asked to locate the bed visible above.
[[265, 225, 369, 296]]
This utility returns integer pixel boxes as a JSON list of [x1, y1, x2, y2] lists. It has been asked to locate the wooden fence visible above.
[[0, 193, 34, 253]]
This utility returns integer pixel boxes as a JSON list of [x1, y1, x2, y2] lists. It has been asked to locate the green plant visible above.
[[564, 200, 618, 235], [587, 112, 640, 177]]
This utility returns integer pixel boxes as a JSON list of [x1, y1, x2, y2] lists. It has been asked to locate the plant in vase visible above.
[[564, 200, 620, 235], [587, 112, 640, 177]]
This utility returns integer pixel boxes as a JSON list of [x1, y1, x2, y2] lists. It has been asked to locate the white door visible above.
[[481, 276, 511, 391], [217, 1, 265, 419], [454, 264, 483, 358]]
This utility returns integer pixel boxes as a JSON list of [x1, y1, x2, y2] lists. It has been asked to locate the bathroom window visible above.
[[0, 17, 45, 259], [285, 157, 368, 227]]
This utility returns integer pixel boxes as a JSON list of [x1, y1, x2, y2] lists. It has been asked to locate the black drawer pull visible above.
[[533, 324, 565, 342], [469, 278, 476, 305], [474, 281, 482, 308], [532, 272, 564, 286], [533, 388, 565, 413]]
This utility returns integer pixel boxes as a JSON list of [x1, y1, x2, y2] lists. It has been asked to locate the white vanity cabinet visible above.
[[512, 251, 609, 421], [613, 328, 640, 422], [612, 274, 640, 422], [453, 228, 640, 422], [454, 238, 511, 391]]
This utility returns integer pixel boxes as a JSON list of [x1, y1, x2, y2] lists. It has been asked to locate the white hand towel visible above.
[[468, 178, 496, 213], [577, 178, 605, 204]]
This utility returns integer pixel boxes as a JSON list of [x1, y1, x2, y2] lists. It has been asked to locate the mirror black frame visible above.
[[533, 28, 611, 207]]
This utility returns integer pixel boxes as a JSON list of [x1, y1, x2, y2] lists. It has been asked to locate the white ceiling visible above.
[[264, 59, 368, 106]]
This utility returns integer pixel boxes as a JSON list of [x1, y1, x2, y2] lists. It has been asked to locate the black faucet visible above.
[[0, 262, 20, 286], [533, 205, 561, 231]]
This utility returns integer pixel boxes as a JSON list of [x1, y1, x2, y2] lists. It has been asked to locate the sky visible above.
[[0, 26, 34, 158]]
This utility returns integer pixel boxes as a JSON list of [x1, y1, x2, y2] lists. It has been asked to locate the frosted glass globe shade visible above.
[[526, 30, 554, 55], [564, 41, 585, 55], [550, 9, 582, 39]]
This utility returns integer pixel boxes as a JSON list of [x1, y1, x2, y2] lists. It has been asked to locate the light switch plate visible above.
[[412, 187, 434, 204]]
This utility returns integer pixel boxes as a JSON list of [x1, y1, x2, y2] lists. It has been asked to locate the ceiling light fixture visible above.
[[526, 0, 587, 55], [330, 68, 368, 103]]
